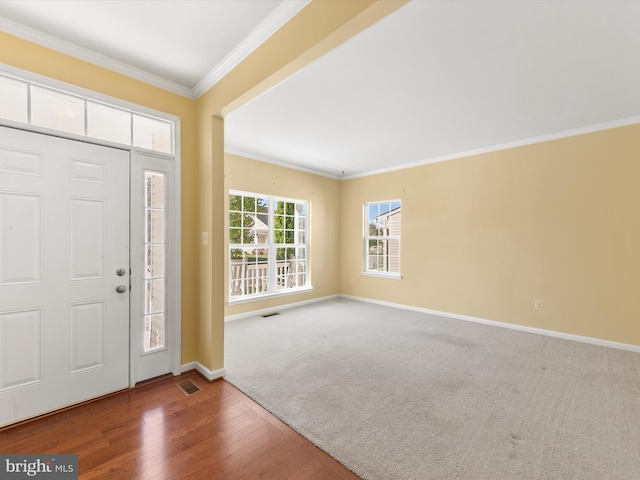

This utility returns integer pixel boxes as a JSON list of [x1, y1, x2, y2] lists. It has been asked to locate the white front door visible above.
[[0, 126, 130, 427]]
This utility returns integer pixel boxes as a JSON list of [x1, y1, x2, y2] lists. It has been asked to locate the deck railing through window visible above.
[[230, 260, 306, 297]]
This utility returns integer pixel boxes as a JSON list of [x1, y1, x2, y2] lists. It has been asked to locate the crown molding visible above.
[[0, 1, 310, 99], [0, 17, 194, 98], [225, 147, 341, 180], [342, 115, 640, 180], [192, 0, 311, 99], [230, 115, 640, 181]]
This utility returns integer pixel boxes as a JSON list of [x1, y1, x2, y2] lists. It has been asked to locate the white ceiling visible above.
[[1, 1, 640, 178], [0, 0, 307, 96]]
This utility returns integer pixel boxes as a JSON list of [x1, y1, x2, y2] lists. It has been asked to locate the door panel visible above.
[[0, 192, 42, 284], [0, 308, 42, 389], [69, 301, 106, 372], [70, 197, 105, 279], [0, 126, 130, 427]]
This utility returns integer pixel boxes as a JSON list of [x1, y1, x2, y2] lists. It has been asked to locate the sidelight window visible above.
[[144, 172, 166, 351]]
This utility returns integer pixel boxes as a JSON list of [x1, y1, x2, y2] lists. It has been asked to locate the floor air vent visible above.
[[262, 312, 280, 318], [177, 380, 202, 396]]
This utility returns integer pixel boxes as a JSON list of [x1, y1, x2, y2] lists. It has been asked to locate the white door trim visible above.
[[0, 63, 182, 385]]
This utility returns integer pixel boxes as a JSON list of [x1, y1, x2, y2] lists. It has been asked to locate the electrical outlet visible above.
[[534, 300, 543, 310], [201, 232, 208, 245]]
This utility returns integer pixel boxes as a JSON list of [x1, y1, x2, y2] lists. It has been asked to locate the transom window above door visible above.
[[228, 191, 310, 302], [0, 72, 174, 155]]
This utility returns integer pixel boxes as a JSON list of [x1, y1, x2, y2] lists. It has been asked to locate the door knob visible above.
[[116, 285, 127, 293], [116, 268, 127, 276]]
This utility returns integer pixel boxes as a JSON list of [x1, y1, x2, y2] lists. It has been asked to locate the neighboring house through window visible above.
[[229, 191, 309, 301], [365, 200, 401, 276]]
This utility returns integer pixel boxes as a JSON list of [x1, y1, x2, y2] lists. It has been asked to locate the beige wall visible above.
[[341, 124, 640, 346], [224, 154, 341, 317]]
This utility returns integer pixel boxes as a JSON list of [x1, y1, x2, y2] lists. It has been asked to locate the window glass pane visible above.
[[274, 200, 285, 244], [252, 213, 268, 244], [31, 86, 84, 135], [133, 114, 172, 154], [145, 279, 165, 314], [285, 216, 293, 229], [386, 239, 401, 274], [229, 247, 269, 297], [145, 244, 165, 279], [243, 196, 256, 212], [144, 314, 165, 351], [243, 212, 255, 229], [367, 203, 378, 220], [145, 172, 165, 208], [229, 228, 241, 244], [0, 76, 28, 123], [276, 246, 306, 291], [145, 209, 165, 243], [257, 197, 269, 213], [241, 227, 252, 244], [87, 101, 131, 145], [229, 211, 241, 227], [229, 194, 242, 211]]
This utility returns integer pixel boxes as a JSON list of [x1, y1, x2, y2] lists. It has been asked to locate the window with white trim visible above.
[[365, 200, 401, 276], [0, 72, 173, 154], [144, 171, 166, 352], [229, 191, 309, 301]]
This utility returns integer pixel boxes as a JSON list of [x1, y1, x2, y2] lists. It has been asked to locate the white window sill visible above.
[[227, 286, 314, 305], [360, 271, 403, 280]]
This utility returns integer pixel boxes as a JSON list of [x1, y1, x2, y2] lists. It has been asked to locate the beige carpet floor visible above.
[[224, 298, 640, 480]]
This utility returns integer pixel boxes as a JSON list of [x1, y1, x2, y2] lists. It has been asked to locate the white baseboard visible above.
[[196, 363, 226, 381], [181, 361, 226, 381], [180, 361, 196, 373], [225, 294, 341, 322], [340, 294, 640, 354]]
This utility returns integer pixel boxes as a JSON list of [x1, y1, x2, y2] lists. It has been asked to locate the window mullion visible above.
[[268, 197, 276, 294]]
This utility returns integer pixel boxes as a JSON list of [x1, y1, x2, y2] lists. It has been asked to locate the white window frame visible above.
[[363, 199, 402, 279], [228, 190, 311, 303], [0, 66, 175, 155]]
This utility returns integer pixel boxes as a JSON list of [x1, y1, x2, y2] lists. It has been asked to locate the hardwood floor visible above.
[[0, 371, 360, 479]]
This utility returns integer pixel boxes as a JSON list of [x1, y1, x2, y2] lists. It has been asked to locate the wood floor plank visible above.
[[0, 371, 360, 479]]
